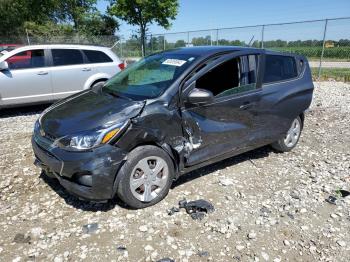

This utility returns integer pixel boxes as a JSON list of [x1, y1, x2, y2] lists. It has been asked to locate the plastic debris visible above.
[[167, 206, 180, 216], [325, 195, 337, 205], [169, 198, 215, 220], [82, 223, 99, 234], [325, 190, 350, 205], [338, 190, 350, 198], [156, 258, 175, 262], [197, 251, 209, 257], [116, 245, 127, 253], [167, 199, 215, 220], [13, 233, 31, 244]]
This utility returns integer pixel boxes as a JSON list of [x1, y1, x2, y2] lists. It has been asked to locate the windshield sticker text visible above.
[[162, 59, 187, 67]]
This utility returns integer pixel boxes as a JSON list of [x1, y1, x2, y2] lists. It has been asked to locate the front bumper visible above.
[[32, 134, 127, 201]]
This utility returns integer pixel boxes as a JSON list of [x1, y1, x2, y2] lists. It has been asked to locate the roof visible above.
[[14, 44, 111, 50], [0, 44, 118, 61], [161, 46, 302, 58], [162, 46, 261, 56]]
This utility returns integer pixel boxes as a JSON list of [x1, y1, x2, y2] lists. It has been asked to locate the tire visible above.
[[91, 80, 106, 89], [271, 116, 302, 152], [116, 145, 174, 209]]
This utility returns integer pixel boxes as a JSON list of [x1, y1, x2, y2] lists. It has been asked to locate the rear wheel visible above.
[[271, 116, 302, 152], [90, 80, 106, 89], [116, 145, 174, 209]]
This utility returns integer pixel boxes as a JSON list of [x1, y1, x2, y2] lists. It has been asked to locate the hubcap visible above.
[[130, 156, 169, 202], [284, 118, 301, 148]]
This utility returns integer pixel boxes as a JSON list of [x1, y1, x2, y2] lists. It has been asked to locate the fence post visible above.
[[318, 19, 328, 79], [25, 29, 30, 45], [120, 40, 123, 59], [187, 31, 190, 46], [163, 35, 166, 50], [261, 25, 265, 48], [216, 29, 219, 45]]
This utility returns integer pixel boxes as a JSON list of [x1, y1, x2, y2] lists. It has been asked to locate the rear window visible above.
[[52, 49, 84, 66], [84, 50, 113, 63], [263, 55, 298, 83]]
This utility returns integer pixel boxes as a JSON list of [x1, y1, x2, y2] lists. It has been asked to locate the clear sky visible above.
[[97, 0, 350, 40]]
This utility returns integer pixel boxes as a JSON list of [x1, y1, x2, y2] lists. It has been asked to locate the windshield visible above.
[[103, 53, 198, 100]]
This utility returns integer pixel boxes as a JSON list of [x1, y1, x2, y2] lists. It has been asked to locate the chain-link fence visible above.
[[1, 17, 350, 81], [0, 34, 142, 62], [147, 17, 350, 81]]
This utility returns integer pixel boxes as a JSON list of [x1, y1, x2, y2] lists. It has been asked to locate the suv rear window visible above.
[[263, 55, 298, 83], [52, 49, 84, 66], [84, 50, 113, 63]]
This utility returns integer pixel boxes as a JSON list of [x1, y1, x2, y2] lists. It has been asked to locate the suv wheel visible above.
[[116, 145, 174, 209], [91, 81, 106, 89], [271, 116, 302, 152]]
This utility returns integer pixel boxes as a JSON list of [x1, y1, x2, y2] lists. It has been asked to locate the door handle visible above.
[[82, 68, 91, 72], [37, 71, 48, 75], [239, 101, 254, 110]]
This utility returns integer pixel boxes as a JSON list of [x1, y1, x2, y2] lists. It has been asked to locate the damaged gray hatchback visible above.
[[32, 46, 314, 208]]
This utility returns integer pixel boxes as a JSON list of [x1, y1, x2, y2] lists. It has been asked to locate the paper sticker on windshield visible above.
[[162, 59, 187, 67]]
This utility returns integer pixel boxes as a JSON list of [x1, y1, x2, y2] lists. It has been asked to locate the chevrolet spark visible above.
[[32, 46, 314, 208]]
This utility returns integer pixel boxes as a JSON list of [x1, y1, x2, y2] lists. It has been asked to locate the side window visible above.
[[196, 55, 258, 98], [263, 55, 298, 83], [6, 49, 45, 70], [83, 50, 113, 63], [52, 49, 84, 66]]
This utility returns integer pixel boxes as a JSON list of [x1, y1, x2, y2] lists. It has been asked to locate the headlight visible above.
[[55, 121, 128, 151]]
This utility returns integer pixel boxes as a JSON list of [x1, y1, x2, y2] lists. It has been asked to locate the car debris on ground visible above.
[[168, 198, 215, 220]]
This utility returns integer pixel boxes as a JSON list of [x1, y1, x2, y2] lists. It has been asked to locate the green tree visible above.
[[0, 0, 119, 41], [78, 13, 119, 36], [0, 0, 58, 36], [109, 0, 179, 56], [57, 0, 97, 28]]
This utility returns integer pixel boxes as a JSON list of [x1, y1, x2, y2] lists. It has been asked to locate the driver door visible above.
[[181, 50, 264, 166]]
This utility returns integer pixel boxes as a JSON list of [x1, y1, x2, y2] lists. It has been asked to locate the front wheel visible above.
[[116, 145, 174, 209], [271, 116, 302, 152]]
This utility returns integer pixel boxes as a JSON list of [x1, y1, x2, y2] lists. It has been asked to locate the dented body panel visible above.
[[32, 46, 314, 201]]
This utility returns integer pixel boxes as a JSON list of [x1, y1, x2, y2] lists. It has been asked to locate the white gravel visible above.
[[0, 81, 349, 261]]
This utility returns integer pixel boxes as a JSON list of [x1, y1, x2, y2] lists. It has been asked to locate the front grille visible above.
[[44, 132, 56, 141]]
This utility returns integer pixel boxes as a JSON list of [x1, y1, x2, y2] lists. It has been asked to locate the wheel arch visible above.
[[83, 73, 110, 90]]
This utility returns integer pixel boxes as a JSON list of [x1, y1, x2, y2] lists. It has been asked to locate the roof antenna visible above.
[[248, 35, 255, 47]]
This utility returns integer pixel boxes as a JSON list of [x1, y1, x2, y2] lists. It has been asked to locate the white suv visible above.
[[0, 44, 124, 108]]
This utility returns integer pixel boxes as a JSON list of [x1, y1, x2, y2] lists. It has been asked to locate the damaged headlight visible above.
[[55, 121, 129, 151]]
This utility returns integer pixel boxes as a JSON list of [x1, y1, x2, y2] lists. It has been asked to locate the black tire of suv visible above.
[[116, 145, 175, 209], [271, 116, 303, 152], [91, 81, 106, 89]]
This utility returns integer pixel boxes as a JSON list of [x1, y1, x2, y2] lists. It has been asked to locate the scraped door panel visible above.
[[181, 51, 263, 167], [182, 91, 261, 166]]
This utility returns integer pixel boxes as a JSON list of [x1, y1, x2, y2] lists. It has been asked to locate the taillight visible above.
[[118, 63, 125, 70]]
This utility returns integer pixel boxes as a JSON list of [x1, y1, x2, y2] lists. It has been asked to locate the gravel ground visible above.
[[0, 81, 349, 262]]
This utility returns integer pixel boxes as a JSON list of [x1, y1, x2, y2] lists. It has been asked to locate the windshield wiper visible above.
[[104, 89, 133, 102]]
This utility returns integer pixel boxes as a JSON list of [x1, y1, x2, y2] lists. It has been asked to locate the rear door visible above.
[[256, 53, 311, 144], [82, 49, 117, 76], [181, 50, 264, 166], [0, 48, 52, 106], [49, 48, 94, 100]]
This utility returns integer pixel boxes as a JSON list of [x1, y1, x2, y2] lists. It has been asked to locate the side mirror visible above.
[[0, 61, 8, 71], [187, 87, 214, 105]]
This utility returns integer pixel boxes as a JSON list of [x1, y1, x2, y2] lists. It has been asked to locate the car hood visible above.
[[40, 90, 145, 138]]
